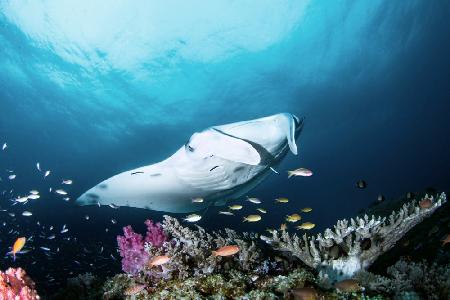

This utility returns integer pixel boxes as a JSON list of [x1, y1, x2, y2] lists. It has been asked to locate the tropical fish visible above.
[[36, 162, 41, 172], [280, 223, 287, 231], [419, 197, 433, 209], [55, 189, 67, 195], [22, 211, 32, 217], [289, 287, 319, 300], [111, 219, 117, 224], [2, 143, 6, 150], [184, 214, 202, 222], [61, 228, 69, 234], [275, 197, 289, 203], [356, 180, 367, 189], [441, 234, 450, 246], [256, 208, 267, 214], [334, 279, 361, 292], [243, 214, 261, 222], [30, 190, 39, 195], [212, 245, 240, 257], [28, 194, 40, 200], [8, 174, 16, 180], [124, 284, 146, 296], [301, 207, 312, 213], [40, 247, 51, 251], [288, 168, 313, 178], [247, 197, 262, 204], [15, 197, 29, 203], [286, 214, 301, 222], [62, 179, 73, 185], [219, 211, 234, 216], [12, 237, 26, 261], [229, 205, 243, 210], [44, 170, 51, 178], [148, 255, 170, 267], [297, 222, 315, 230]]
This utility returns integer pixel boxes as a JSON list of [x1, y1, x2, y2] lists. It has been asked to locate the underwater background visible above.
[[0, 0, 449, 296]]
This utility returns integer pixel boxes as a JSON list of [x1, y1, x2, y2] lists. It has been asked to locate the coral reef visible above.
[[117, 220, 168, 275], [261, 192, 447, 280], [0, 267, 40, 300], [50, 273, 104, 300]]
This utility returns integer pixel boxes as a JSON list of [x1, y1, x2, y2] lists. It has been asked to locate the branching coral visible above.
[[0, 268, 40, 300], [261, 193, 447, 280]]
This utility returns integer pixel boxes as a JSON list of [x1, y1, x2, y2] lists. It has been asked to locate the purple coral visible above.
[[144, 219, 167, 247], [117, 220, 167, 275]]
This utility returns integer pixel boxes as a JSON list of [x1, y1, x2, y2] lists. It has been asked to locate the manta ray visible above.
[[76, 113, 304, 213]]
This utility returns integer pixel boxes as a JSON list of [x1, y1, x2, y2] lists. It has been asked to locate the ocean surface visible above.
[[0, 0, 449, 295]]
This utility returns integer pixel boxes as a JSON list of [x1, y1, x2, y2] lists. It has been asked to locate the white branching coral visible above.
[[262, 193, 447, 280]]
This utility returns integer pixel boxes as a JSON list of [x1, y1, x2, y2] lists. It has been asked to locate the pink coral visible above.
[[0, 267, 40, 300], [117, 220, 167, 275]]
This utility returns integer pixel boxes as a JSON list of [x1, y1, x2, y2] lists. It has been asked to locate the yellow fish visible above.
[[297, 222, 316, 230], [256, 208, 267, 214], [275, 198, 289, 203], [301, 207, 312, 213], [286, 214, 301, 223], [243, 215, 261, 222], [280, 223, 287, 231], [229, 205, 243, 210], [12, 237, 26, 261]]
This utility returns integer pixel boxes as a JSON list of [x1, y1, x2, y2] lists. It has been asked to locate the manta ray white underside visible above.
[[76, 113, 304, 213]]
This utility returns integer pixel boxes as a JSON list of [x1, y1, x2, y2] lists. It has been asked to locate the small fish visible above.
[[124, 284, 146, 296], [229, 205, 243, 210], [192, 197, 204, 203], [36, 162, 41, 172], [22, 211, 33, 217], [243, 214, 261, 222], [47, 235, 56, 240], [63, 197, 70, 201], [44, 170, 51, 178], [49, 226, 53, 230], [247, 197, 261, 204], [40, 247, 51, 251], [28, 194, 40, 200], [275, 197, 289, 203], [219, 211, 234, 216], [301, 207, 312, 213], [15, 196, 29, 203], [289, 287, 319, 300], [184, 214, 202, 222], [85, 215, 90, 220], [8, 174, 16, 180], [12, 237, 26, 261], [335, 279, 361, 292], [441, 234, 450, 246], [356, 180, 367, 189], [148, 255, 171, 267], [61, 228, 69, 233], [269, 167, 279, 174], [62, 179, 73, 185], [2, 143, 6, 150], [212, 245, 240, 257], [108, 203, 119, 209], [297, 222, 316, 230], [111, 219, 117, 224], [256, 208, 267, 214], [288, 168, 313, 178], [377, 194, 385, 203], [30, 190, 39, 195], [419, 197, 433, 209], [55, 189, 67, 195], [286, 214, 301, 223]]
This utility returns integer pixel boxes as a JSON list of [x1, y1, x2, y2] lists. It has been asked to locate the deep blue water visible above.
[[0, 0, 450, 295]]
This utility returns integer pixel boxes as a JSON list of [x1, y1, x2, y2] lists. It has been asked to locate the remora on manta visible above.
[[76, 113, 304, 213]]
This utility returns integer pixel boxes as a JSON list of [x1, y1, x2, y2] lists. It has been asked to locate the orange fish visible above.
[[148, 255, 170, 267], [212, 245, 240, 257], [441, 234, 450, 246], [334, 279, 361, 292], [419, 197, 433, 209], [12, 237, 26, 261]]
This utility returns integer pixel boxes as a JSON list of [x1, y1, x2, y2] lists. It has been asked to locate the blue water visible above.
[[0, 0, 449, 295]]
